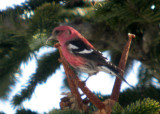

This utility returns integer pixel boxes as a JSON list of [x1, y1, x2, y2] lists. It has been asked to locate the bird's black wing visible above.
[[66, 38, 123, 74], [66, 38, 107, 65], [66, 38, 132, 88]]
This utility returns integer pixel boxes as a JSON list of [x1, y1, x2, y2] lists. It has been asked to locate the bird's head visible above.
[[46, 26, 82, 44]]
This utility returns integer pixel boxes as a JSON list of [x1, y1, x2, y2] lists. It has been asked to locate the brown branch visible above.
[[55, 43, 88, 111], [55, 43, 105, 111], [75, 76, 105, 110], [110, 33, 135, 102], [54, 33, 135, 113]]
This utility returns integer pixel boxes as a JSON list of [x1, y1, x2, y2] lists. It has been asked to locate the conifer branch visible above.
[[55, 43, 88, 111], [110, 33, 135, 102]]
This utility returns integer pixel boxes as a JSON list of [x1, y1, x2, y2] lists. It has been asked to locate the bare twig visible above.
[[110, 33, 135, 101], [55, 43, 88, 111]]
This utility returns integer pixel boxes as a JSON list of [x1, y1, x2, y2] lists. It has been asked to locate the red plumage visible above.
[[49, 25, 132, 87], [54, 26, 95, 67]]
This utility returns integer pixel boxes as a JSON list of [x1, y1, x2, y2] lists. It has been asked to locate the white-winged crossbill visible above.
[[48, 26, 132, 86]]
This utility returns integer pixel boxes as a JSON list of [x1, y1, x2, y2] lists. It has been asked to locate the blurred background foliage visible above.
[[0, 0, 160, 113]]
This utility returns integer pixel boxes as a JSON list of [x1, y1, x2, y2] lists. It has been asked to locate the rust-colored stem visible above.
[[110, 34, 135, 102], [75, 75, 105, 110], [56, 43, 87, 111]]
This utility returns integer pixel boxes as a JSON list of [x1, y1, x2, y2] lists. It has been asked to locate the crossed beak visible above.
[[46, 32, 57, 44]]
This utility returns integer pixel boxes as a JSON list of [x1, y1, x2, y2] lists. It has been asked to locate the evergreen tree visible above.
[[0, 0, 160, 113]]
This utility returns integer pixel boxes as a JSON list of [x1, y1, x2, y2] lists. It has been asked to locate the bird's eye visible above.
[[55, 30, 61, 35], [54, 30, 71, 36]]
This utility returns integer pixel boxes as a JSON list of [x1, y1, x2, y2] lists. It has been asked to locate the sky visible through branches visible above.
[[0, 1, 140, 113], [0, 46, 140, 113]]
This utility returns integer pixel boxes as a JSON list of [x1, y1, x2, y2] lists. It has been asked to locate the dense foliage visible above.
[[0, 0, 160, 113]]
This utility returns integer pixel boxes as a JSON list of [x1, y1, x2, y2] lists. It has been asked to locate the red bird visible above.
[[48, 25, 131, 86]]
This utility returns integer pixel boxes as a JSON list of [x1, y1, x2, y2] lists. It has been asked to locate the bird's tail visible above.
[[98, 62, 134, 88]]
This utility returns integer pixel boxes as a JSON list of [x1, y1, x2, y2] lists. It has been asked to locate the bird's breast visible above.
[[61, 46, 85, 67]]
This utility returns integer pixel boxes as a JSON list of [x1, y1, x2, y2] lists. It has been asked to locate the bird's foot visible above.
[[82, 76, 89, 84], [80, 77, 89, 89]]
